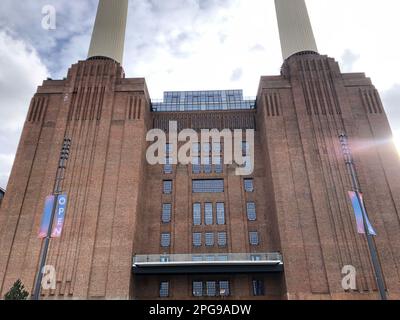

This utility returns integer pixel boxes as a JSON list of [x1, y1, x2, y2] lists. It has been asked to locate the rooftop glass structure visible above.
[[151, 90, 256, 112]]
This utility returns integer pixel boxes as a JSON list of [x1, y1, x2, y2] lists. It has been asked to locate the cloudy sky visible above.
[[0, 0, 399, 189]]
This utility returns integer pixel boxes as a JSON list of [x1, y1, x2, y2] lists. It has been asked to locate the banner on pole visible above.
[[51, 194, 68, 238], [348, 191, 376, 236], [39, 195, 55, 238]]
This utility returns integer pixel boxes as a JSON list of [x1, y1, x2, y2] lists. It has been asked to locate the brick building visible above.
[[0, 0, 399, 300]]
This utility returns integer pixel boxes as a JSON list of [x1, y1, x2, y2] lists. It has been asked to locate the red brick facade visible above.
[[0, 53, 399, 299]]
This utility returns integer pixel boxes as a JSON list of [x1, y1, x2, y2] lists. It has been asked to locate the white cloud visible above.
[[0, 30, 48, 189]]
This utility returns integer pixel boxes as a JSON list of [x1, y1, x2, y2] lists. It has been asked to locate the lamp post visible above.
[[339, 133, 387, 300], [32, 138, 71, 300]]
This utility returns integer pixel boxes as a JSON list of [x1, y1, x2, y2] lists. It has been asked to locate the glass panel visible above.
[[163, 180, 172, 194], [160, 282, 169, 297], [249, 232, 259, 246], [193, 281, 203, 297], [216, 203, 225, 225], [217, 232, 227, 247], [244, 179, 254, 192], [193, 233, 202, 247], [206, 281, 216, 297], [192, 180, 224, 193], [205, 233, 214, 246], [219, 281, 230, 296], [193, 203, 201, 225], [247, 202, 257, 221], [205, 203, 213, 225], [162, 203, 172, 223], [161, 233, 171, 247]]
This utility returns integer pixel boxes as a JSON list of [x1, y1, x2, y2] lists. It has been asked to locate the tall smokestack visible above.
[[88, 0, 129, 64], [275, 0, 318, 60]]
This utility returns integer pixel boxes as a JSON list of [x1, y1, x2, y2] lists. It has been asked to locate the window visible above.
[[165, 143, 173, 154], [163, 180, 172, 194], [161, 233, 171, 247], [246, 202, 257, 221], [244, 179, 254, 192], [192, 142, 200, 155], [193, 203, 201, 225], [219, 281, 230, 296], [217, 232, 227, 247], [203, 157, 212, 174], [205, 233, 214, 246], [193, 281, 203, 297], [203, 143, 211, 154], [252, 280, 264, 296], [249, 231, 259, 246], [193, 281, 231, 297], [192, 179, 224, 193], [216, 203, 225, 225], [162, 203, 172, 223], [160, 281, 169, 298], [213, 142, 222, 154], [214, 156, 223, 174], [206, 281, 216, 297], [193, 233, 202, 247], [242, 141, 250, 155], [205, 203, 213, 225], [164, 157, 173, 174], [192, 157, 201, 174], [206, 255, 215, 262]]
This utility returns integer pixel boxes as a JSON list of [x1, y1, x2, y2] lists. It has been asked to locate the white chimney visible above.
[[275, 0, 318, 60], [88, 0, 129, 64]]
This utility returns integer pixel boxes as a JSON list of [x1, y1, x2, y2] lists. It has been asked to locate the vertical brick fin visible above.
[[89, 87, 98, 121], [68, 93, 77, 121], [27, 98, 37, 122], [31, 97, 41, 122], [40, 97, 49, 123], [360, 89, 383, 114], [133, 96, 138, 120], [127, 96, 132, 120], [97, 86, 105, 121], [137, 98, 142, 120], [273, 93, 281, 116], [373, 89, 383, 114]]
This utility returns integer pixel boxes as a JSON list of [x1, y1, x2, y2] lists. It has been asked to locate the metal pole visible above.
[[339, 133, 387, 300], [32, 138, 71, 300]]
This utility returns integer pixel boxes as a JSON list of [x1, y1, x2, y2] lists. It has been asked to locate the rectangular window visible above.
[[193, 203, 201, 225], [160, 281, 169, 298], [216, 203, 225, 225], [249, 231, 259, 246], [163, 180, 172, 194], [192, 142, 200, 155], [217, 232, 227, 247], [193, 233, 202, 247], [203, 143, 211, 154], [193, 281, 203, 297], [162, 203, 172, 223], [161, 233, 171, 247], [206, 255, 215, 262], [164, 157, 173, 174], [192, 157, 201, 174], [217, 255, 228, 261], [214, 156, 223, 174], [252, 280, 264, 296], [246, 202, 257, 221], [219, 281, 230, 296], [205, 203, 213, 225], [205, 232, 214, 246], [213, 142, 222, 154], [203, 157, 212, 174], [244, 178, 254, 192], [242, 141, 249, 155], [165, 143, 172, 154], [192, 179, 224, 193], [206, 281, 216, 297]]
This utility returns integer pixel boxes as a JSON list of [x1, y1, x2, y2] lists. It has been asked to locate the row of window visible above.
[[193, 202, 225, 225], [159, 279, 265, 297], [161, 201, 256, 225], [164, 142, 249, 155], [160, 231, 260, 247], [163, 178, 254, 194], [192, 232, 227, 247]]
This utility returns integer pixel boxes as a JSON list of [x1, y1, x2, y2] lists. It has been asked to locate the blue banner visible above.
[[51, 194, 68, 238]]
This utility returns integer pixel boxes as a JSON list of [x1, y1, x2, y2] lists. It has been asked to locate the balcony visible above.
[[132, 253, 283, 275]]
